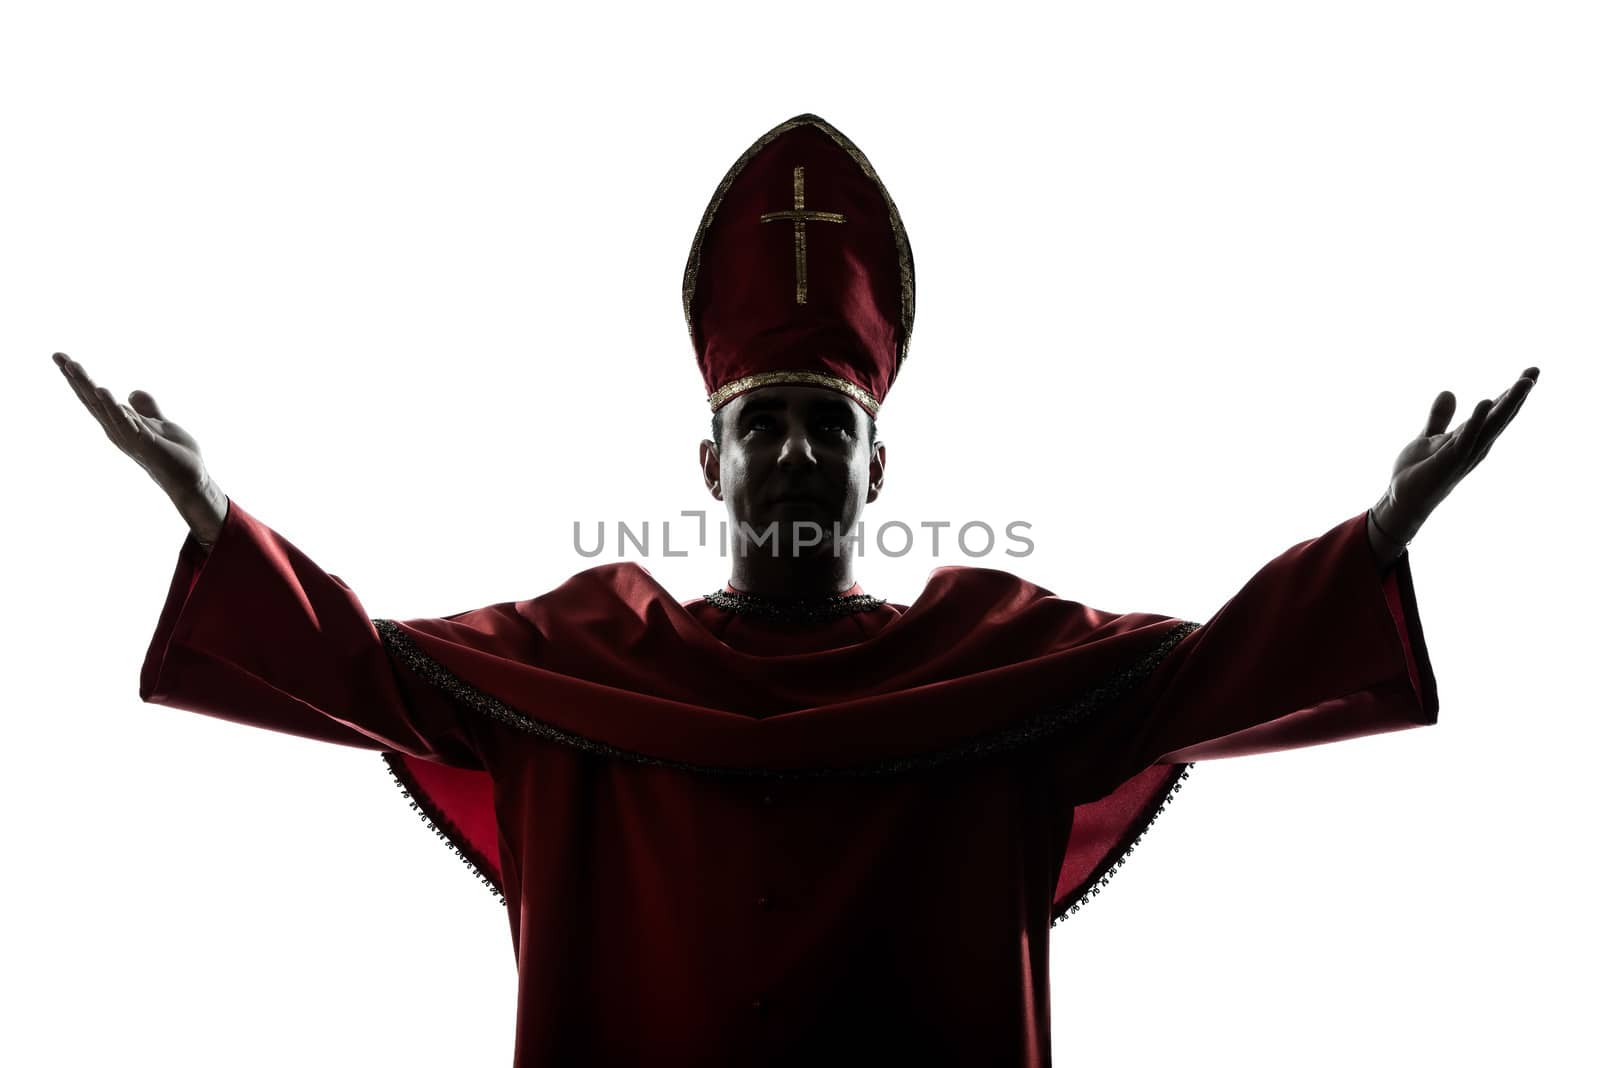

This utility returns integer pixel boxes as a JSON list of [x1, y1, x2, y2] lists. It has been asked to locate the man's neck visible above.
[[726, 556, 858, 599]]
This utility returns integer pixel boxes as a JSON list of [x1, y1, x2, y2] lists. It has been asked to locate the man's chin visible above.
[[736, 519, 849, 559]]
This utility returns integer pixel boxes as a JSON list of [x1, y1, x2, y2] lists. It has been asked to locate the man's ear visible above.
[[865, 441, 886, 503], [699, 439, 723, 501]]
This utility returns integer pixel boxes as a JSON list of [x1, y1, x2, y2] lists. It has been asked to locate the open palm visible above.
[[53, 351, 211, 497], [1379, 366, 1539, 543]]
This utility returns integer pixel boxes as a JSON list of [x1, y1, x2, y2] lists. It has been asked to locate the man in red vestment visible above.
[[54, 114, 1538, 1066]]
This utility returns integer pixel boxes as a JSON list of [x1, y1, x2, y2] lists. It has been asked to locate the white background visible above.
[[4, 1, 1595, 1064]]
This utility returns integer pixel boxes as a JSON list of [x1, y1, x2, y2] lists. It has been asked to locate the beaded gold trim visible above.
[[1050, 762, 1193, 926], [707, 369, 881, 415], [682, 113, 915, 369], [381, 752, 506, 905], [703, 588, 886, 622]]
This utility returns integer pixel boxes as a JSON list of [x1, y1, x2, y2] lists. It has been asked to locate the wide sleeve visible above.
[[138, 494, 488, 770], [1066, 508, 1438, 803]]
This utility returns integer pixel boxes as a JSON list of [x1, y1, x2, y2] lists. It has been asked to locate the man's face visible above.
[[699, 385, 886, 559]]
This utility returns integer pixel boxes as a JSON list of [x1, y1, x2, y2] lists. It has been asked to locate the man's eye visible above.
[[745, 417, 847, 434]]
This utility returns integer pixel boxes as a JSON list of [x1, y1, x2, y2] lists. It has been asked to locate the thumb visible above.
[[128, 390, 165, 419], [1422, 390, 1455, 437]]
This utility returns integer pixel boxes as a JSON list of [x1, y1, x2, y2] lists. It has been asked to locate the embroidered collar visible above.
[[702, 586, 888, 623]]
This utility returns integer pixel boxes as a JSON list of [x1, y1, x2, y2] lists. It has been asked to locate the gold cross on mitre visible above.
[[759, 165, 846, 304]]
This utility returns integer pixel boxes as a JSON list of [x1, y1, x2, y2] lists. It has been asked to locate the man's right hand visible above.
[[53, 351, 226, 543]]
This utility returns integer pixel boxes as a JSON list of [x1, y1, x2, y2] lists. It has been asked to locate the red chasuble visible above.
[[140, 496, 1435, 1066]]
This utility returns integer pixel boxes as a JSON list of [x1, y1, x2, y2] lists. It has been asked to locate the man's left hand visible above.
[[1374, 365, 1540, 545]]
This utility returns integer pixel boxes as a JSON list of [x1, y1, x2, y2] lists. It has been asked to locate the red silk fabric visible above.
[[140, 497, 1435, 1065]]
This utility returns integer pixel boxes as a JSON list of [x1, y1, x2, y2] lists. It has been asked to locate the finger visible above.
[[128, 390, 165, 420], [1493, 364, 1537, 404], [1447, 397, 1494, 456], [1475, 375, 1535, 448], [115, 398, 146, 437], [1465, 375, 1535, 470], [75, 364, 136, 448], [1445, 370, 1536, 452], [63, 359, 128, 440], [59, 358, 111, 427], [88, 380, 115, 423], [93, 386, 137, 447], [61, 355, 98, 396], [1423, 390, 1456, 437]]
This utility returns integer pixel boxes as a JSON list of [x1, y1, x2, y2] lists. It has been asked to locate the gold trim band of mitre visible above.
[[707, 370, 881, 416]]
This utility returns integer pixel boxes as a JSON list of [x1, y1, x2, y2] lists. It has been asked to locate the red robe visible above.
[[139, 496, 1434, 1066]]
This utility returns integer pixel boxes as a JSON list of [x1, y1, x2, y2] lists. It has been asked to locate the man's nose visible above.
[[777, 427, 818, 466]]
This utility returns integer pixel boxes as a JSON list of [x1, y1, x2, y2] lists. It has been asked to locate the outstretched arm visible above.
[[53, 351, 484, 767], [136, 492, 489, 768], [1064, 367, 1541, 800]]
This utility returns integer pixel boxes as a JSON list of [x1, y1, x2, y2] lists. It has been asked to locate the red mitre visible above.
[[682, 113, 916, 419]]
